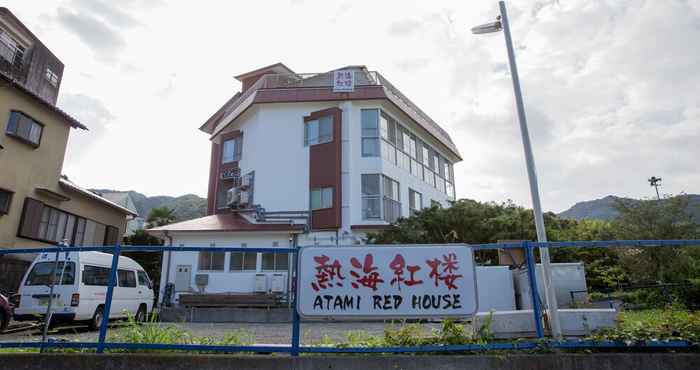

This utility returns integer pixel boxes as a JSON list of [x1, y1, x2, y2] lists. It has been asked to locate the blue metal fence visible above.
[[1, 240, 698, 355]]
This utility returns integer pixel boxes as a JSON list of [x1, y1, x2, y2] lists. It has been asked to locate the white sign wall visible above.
[[297, 245, 478, 318]]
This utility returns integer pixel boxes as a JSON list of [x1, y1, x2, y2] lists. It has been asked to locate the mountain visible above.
[[559, 194, 700, 222], [91, 189, 207, 222]]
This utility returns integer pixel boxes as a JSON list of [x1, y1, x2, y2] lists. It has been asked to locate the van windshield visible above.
[[25, 262, 76, 286]]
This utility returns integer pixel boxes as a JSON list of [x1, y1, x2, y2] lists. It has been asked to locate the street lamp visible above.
[[472, 1, 562, 339]]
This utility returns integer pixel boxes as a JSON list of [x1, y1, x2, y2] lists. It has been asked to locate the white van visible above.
[[13, 251, 154, 330]]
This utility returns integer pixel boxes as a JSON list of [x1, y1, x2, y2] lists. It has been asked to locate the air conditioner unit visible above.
[[240, 173, 252, 189], [271, 273, 286, 293], [239, 189, 250, 206], [254, 274, 267, 293], [226, 187, 240, 206]]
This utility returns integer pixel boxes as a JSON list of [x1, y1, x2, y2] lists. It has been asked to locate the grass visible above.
[[1, 310, 698, 354]]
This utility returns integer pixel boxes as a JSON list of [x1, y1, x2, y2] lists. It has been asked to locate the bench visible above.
[[179, 293, 282, 309]]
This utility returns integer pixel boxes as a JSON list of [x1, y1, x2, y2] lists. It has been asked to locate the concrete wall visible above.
[[1, 353, 698, 370]]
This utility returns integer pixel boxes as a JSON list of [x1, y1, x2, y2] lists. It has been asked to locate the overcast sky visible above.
[[6, 0, 699, 212]]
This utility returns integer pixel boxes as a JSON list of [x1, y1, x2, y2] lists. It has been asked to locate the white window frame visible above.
[[304, 116, 333, 146], [310, 187, 333, 210]]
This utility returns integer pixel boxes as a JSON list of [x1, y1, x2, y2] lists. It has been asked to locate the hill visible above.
[[91, 189, 207, 222], [559, 194, 700, 222]]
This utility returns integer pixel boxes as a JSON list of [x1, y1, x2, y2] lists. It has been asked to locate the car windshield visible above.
[[25, 262, 75, 286]]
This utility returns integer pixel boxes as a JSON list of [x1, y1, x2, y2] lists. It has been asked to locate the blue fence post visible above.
[[291, 248, 301, 357], [97, 244, 121, 354], [524, 240, 545, 338]]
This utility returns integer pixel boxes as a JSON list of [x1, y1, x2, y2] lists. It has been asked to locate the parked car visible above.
[[0, 290, 11, 332], [13, 251, 154, 330]]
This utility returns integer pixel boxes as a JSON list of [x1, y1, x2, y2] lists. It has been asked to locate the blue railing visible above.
[[1, 240, 698, 355]]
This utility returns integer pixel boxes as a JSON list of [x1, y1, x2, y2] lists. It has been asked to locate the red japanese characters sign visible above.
[[297, 245, 477, 318]]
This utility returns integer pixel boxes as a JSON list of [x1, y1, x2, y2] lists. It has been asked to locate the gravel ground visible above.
[[1, 321, 445, 345]]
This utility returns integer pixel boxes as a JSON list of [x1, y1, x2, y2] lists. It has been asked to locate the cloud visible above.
[[436, 0, 700, 211], [54, 0, 158, 62], [56, 8, 125, 61], [387, 19, 422, 37], [73, 0, 141, 28], [59, 93, 116, 160]]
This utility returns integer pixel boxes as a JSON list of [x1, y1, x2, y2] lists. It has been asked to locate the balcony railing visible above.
[[0, 36, 25, 80], [216, 70, 456, 151]]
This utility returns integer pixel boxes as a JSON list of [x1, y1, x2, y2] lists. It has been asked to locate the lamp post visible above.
[[472, 1, 562, 339]]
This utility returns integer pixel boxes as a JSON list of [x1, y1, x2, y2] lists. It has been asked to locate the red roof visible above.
[[147, 213, 304, 233]]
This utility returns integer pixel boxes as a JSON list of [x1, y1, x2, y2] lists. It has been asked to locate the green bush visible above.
[[589, 309, 700, 344]]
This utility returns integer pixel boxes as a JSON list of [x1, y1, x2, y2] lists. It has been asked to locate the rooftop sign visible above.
[[297, 245, 478, 318], [332, 70, 354, 92]]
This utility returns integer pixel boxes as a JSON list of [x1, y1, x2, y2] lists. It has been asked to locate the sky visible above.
[[5, 0, 699, 212]]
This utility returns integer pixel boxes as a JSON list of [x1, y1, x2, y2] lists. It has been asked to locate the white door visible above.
[[115, 269, 139, 317], [175, 265, 191, 292]]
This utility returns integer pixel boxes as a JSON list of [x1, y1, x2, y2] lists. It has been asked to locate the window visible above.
[[436, 175, 446, 193], [230, 251, 257, 271], [446, 181, 455, 200], [361, 174, 381, 220], [198, 250, 225, 271], [397, 151, 410, 171], [262, 252, 289, 271], [381, 139, 396, 164], [137, 271, 152, 289], [422, 145, 430, 167], [410, 159, 421, 178], [0, 188, 12, 215], [6, 111, 43, 147], [38, 206, 77, 244], [25, 262, 75, 286], [432, 150, 440, 172], [222, 137, 242, 163], [118, 269, 137, 288], [0, 29, 24, 66], [409, 189, 423, 215], [361, 109, 380, 157], [402, 130, 412, 155], [361, 174, 401, 222], [424, 168, 436, 187], [304, 115, 333, 146], [382, 176, 401, 223], [82, 265, 111, 286], [45, 67, 59, 87], [310, 187, 333, 210]]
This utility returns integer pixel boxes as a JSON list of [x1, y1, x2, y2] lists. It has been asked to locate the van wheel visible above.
[[88, 306, 104, 331], [135, 305, 147, 323]]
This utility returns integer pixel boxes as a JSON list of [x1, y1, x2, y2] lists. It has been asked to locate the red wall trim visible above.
[[306, 107, 342, 230], [206, 142, 220, 215], [207, 130, 243, 215]]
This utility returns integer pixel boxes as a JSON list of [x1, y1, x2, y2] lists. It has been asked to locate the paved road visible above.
[[1, 321, 443, 345]]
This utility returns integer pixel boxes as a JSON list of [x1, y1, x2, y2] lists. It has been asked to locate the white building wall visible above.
[[159, 232, 294, 305], [160, 98, 458, 300]]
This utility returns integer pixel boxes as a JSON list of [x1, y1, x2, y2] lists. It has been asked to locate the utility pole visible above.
[[472, 1, 562, 339], [648, 176, 662, 200]]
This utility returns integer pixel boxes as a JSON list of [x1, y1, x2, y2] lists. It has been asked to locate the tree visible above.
[[123, 229, 164, 300], [611, 194, 700, 283], [146, 206, 176, 228]]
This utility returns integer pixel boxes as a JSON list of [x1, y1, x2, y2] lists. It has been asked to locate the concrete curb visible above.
[[1, 353, 699, 370]]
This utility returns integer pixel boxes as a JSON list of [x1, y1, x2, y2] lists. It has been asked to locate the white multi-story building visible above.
[[148, 63, 461, 304]]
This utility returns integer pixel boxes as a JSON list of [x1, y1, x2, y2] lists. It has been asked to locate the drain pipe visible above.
[[161, 230, 173, 308]]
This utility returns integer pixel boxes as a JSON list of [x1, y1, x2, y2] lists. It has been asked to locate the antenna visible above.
[[648, 176, 662, 200]]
